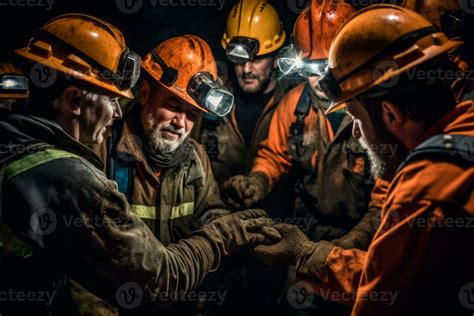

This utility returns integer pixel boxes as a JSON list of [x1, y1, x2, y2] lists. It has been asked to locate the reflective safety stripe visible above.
[[130, 203, 195, 220], [130, 204, 157, 220], [170, 202, 195, 219], [5, 149, 79, 180]]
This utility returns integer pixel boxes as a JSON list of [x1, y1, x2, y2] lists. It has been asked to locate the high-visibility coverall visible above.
[[294, 101, 474, 316], [252, 83, 385, 247]]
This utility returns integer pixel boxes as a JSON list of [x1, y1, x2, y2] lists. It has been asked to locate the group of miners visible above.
[[0, 0, 473, 315]]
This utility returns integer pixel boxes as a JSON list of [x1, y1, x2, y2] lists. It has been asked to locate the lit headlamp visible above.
[[188, 72, 234, 117], [0, 75, 28, 92], [277, 45, 327, 77], [226, 37, 259, 64]]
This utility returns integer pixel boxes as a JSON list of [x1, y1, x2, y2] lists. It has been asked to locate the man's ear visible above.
[[381, 100, 405, 135], [62, 86, 82, 117], [139, 80, 151, 105]]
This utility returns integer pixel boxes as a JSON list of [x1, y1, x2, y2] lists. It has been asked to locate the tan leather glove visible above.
[[253, 223, 315, 266], [195, 209, 281, 257], [223, 172, 269, 209]]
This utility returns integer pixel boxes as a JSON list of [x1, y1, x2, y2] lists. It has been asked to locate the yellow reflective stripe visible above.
[[130, 204, 157, 220], [170, 202, 195, 219], [5, 149, 79, 180]]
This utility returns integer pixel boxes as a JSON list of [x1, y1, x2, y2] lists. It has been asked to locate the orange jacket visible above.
[[296, 101, 474, 315], [253, 83, 384, 244]]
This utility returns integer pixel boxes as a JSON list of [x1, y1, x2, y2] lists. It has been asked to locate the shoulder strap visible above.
[[289, 83, 313, 161], [108, 119, 132, 197], [396, 134, 474, 174]]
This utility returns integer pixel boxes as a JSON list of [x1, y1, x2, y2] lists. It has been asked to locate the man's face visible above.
[[79, 92, 122, 144], [141, 85, 199, 153], [234, 56, 275, 94], [346, 99, 406, 181]]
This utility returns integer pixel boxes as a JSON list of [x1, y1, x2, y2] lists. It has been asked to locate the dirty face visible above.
[[79, 92, 122, 144], [234, 55, 275, 94], [141, 84, 199, 153], [346, 98, 406, 181]]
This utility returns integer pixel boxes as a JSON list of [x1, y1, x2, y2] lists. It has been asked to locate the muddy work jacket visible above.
[[295, 101, 474, 316], [252, 83, 383, 245], [94, 106, 228, 245], [0, 112, 225, 315]]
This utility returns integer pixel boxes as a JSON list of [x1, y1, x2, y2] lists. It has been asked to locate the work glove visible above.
[[223, 172, 269, 209], [253, 223, 315, 266], [196, 209, 281, 257]]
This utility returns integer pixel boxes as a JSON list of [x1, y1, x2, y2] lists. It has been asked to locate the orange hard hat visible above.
[[320, 4, 463, 113], [0, 63, 29, 100], [293, 0, 355, 60], [398, 0, 460, 27], [16, 13, 140, 99], [142, 35, 233, 116]]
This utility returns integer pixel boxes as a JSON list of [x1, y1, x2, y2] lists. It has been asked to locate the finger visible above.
[[245, 217, 275, 231], [243, 186, 255, 199], [246, 232, 266, 245], [225, 199, 244, 211], [236, 209, 267, 219], [261, 226, 282, 242]]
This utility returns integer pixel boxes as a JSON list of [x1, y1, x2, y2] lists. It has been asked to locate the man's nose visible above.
[[172, 112, 186, 129], [113, 101, 123, 120], [243, 61, 252, 73]]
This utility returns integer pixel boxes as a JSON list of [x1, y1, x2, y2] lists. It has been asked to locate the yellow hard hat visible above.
[[142, 35, 234, 117], [0, 63, 28, 100], [16, 13, 140, 99], [320, 4, 463, 114], [222, 0, 286, 63]]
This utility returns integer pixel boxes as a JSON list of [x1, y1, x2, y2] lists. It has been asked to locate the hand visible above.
[[253, 223, 314, 266], [223, 173, 268, 209], [197, 209, 281, 256]]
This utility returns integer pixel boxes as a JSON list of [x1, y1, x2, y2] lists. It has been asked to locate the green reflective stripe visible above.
[[170, 202, 195, 219], [130, 204, 157, 220], [5, 149, 79, 180]]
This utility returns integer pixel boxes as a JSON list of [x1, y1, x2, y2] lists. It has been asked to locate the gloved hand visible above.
[[253, 223, 315, 266], [196, 209, 281, 257], [223, 172, 269, 209]]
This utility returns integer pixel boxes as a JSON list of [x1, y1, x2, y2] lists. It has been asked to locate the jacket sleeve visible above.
[[64, 159, 222, 309], [251, 84, 306, 189], [192, 142, 230, 226], [331, 178, 389, 250]]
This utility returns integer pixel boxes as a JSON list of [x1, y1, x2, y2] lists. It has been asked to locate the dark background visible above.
[[0, 0, 309, 65]]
